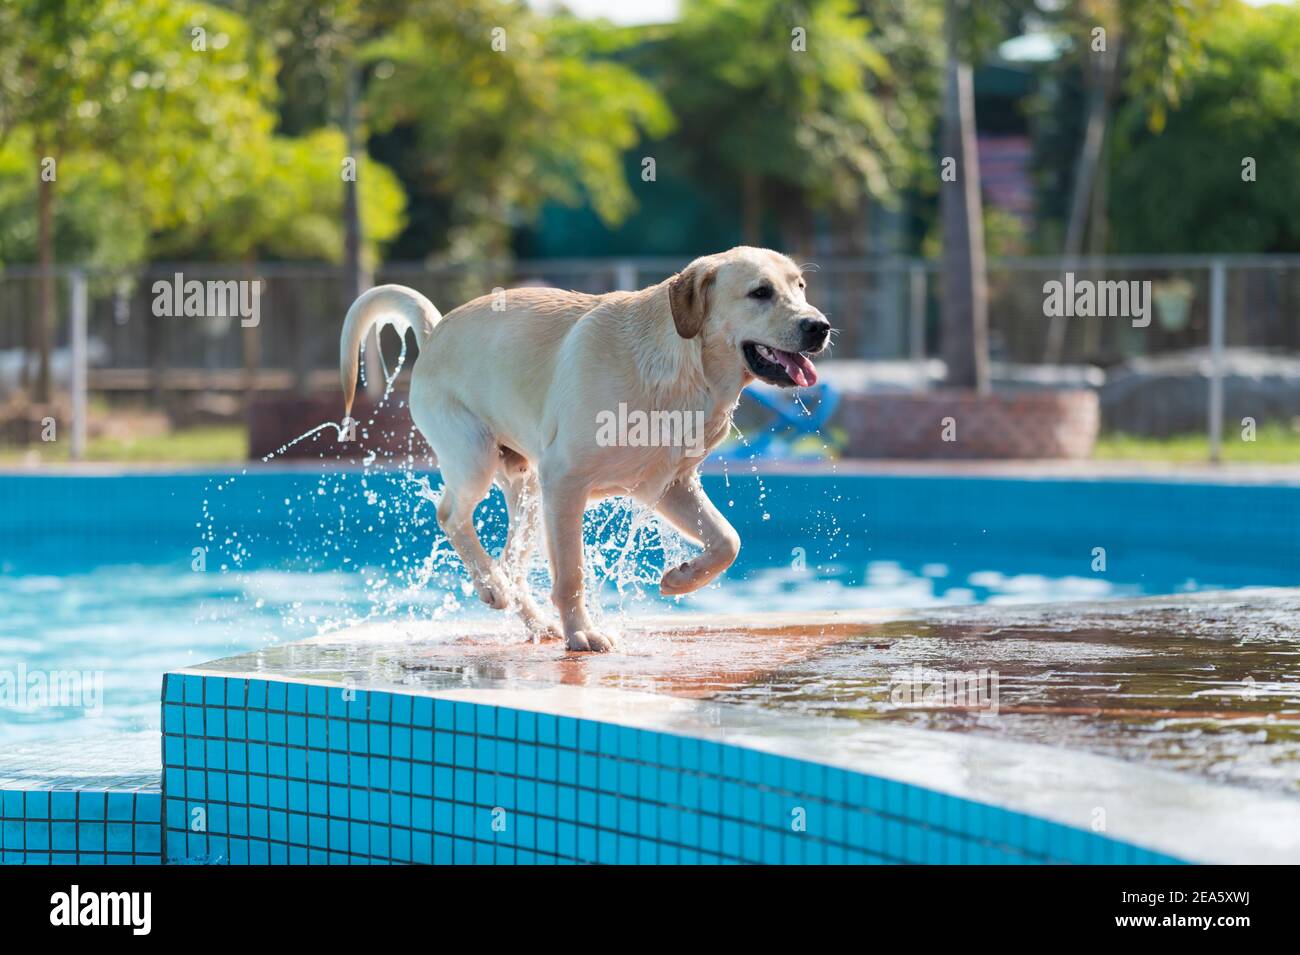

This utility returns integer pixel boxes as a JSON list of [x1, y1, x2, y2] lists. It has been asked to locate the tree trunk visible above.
[[1082, 127, 1111, 359], [341, 59, 380, 399], [740, 171, 763, 246], [939, 1, 989, 393], [1044, 39, 1118, 363], [1063, 83, 1107, 259], [778, 188, 814, 263], [35, 160, 55, 404]]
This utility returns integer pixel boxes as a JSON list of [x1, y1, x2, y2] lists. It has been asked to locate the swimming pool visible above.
[[2, 466, 1297, 744]]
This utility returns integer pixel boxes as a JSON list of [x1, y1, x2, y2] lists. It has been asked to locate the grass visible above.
[[0, 425, 247, 464], [1093, 422, 1300, 464], [2, 421, 1297, 467]]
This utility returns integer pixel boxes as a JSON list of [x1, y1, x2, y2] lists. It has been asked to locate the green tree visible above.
[[936, 0, 1218, 372], [1108, 1, 1300, 253], [152, 128, 406, 262], [219, 0, 417, 316], [362, 0, 672, 260], [0, 0, 410, 404], [1037, 0, 1219, 360], [939, 0, 991, 391], [934, 0, 1039, 390], [0, 0, 275, 401], [0, 129, 150, 269], [650, 0, 936, 256]]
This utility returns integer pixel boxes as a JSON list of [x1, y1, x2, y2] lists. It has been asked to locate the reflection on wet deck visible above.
[[299, 611, 881, 699], [715, 589, 1300, 795], [227, 589, 1300, 797]]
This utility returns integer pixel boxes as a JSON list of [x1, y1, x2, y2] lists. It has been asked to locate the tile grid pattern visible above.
[[162, 671, 1183, 865], [0, 788, 162, 865]]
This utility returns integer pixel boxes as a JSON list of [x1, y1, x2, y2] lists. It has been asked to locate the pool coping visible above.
[[173, 634, 1300, 865], [162, 664, 1174, 864]]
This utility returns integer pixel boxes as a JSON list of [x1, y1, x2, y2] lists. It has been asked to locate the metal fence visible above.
[[2, 254, 1299, 457]]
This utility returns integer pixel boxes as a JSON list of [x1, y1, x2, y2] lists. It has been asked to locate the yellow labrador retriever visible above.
[[340, 247, 830, 651]]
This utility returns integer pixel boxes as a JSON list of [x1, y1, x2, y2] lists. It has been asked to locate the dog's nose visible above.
[[798, 316, 831, 351]]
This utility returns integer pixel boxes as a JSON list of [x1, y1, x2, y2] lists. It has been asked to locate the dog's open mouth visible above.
[[742, 341, 819, 387]]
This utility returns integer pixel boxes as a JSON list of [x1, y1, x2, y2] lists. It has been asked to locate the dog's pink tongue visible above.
[[772, 348, 818, 387]]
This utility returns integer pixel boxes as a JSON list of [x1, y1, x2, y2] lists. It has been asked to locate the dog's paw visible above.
[[659, 560, 710, 596], [524, 615, 564, 642], [532, 623, 564, 642], [566, 630, 617, 653], [473, 568, 513, 611], [515, 591, 562, 640]]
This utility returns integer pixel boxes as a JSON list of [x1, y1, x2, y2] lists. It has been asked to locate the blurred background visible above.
[[1, 0, 1299, 466]]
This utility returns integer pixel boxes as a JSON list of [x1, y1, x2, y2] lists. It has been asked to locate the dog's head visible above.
[[668, 247, 830, 388]]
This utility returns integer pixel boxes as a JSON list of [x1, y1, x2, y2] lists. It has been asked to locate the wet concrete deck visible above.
[[186, 588, 1300, 862], [718, 589, 1300, 796]]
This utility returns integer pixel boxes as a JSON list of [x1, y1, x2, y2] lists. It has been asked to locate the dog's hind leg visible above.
[[539, 463, 616, 652], [499, 454, 561, 641], [425, 402, 513, 610]]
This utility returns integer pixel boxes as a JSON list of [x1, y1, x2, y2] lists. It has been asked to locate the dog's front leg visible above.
[[540, 472, 617, 652], [652, 474, 741, 596]]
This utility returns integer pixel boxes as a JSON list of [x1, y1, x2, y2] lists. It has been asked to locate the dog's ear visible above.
[[668, 260, 717, 339]]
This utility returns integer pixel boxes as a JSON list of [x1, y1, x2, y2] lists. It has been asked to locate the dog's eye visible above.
[[749, 285, 773, 300]]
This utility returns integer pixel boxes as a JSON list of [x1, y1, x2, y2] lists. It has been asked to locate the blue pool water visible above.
[[2, 468, 1298, 744]]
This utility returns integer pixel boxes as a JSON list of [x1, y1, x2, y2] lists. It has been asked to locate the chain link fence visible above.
[[3, 255, 1299, 455]]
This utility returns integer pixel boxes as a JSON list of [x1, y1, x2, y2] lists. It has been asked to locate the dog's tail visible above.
[[340, 284, 441, 416]]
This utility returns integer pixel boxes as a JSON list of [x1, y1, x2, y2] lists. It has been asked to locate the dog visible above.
[[340, 246, 831, 651]]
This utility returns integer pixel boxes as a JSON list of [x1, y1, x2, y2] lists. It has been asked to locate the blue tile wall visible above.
[[160, 671, 1185, 865], [0, 787, 162, 865]]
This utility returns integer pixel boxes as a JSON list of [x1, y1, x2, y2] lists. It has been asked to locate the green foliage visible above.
[[0, 129, 149, 268], [948, 0, 1037, 67], [654, 0, 938, 210], [0, 0, 276, 214], [153, 128, 406, 263], [0, 0, 1278, 268], [922, 205, 1026, 259], [219, 0, 417, 134], [1108, 1, 1300, 253], [1108, 0, 1221, 134], [362, 0, 672, 259], [1019, 0, 1221, 251], [0, 0, 406, 266]]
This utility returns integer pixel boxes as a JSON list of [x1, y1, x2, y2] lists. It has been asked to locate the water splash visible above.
[[200, 349, 851, 647], [199, 334, 704, 645]]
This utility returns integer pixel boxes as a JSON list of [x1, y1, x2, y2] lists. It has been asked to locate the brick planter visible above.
[[247, 392, 430, 462], [841, 389, 1099, 459], [250, 388, 1098, 463], [0, 401, 62, 446]]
